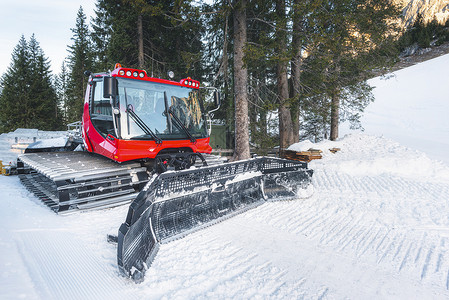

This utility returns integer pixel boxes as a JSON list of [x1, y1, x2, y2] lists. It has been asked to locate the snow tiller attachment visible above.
[[117, 156, 313, 282]]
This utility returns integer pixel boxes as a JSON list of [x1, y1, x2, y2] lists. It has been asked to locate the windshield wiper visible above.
[[126, 104, 163, 145], [164, 92, 197, 144]]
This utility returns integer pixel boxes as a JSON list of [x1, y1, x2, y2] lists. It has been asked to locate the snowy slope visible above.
[[2, 54, 449, 299], [341, 53, 449, 165]]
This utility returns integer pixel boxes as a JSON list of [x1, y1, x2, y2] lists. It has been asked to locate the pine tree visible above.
[[275, 0, 294, 152], [244, 1, 278, 152], [300, 0, 400, 141], [55, 61, 70, 123], [202, 0, 234, 148], [0, 36, 30, 132], [290, 0, 308, 143], [0, 35, 63, 132], [66, 6, 93, 124], [205, 0, 400, 147], [92, 0, 205, 79], [93, 0, 138, 70], [91, 0, 111, 71], [28, 35, 64, 130]]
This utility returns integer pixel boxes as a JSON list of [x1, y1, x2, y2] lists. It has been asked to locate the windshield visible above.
[[116, 78, 207, 140]]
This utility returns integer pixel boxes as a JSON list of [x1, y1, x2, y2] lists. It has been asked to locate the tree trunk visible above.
[[248, 75, 257, 145], [137, 14, 144, 69], [330, 91, 340, 141], [222, 15, 233, 146], [276, 0, 294, 153], [232, 0, 250, 161], [277, 64, 294, 152], [290, 0, 303, 143]]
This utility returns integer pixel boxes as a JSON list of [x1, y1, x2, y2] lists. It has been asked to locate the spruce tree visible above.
[[91, 0, 111, 71], [55, 61, 70, 123], [28, 35, 64, 130], [275, 0, 294, 152], [92, 0, 205, 79], [290, 0, 307, 143], [0, 36, 30, 132], [300, 0, 400, 141], [202, 0, 234, 147], [0, 35, 63, 132], [66, 6, 93, 124], [244, 1, 278, 152]]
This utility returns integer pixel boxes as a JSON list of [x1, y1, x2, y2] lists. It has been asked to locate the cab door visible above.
[[84, 78, 117, 160]]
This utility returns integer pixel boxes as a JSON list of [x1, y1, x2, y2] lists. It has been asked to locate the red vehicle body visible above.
[[82, 65, 213, 164]]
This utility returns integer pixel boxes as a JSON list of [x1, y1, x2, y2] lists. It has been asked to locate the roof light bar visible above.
[[180, 78, 200, 89], [113, 63, 200, 88]]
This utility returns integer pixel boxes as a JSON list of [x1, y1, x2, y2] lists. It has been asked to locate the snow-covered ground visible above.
[[0, 129, 67, 165], [1, 55, 449, 299], [341, 53, 449, 165]]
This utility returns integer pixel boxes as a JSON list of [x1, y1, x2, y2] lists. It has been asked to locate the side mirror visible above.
[[103, 76, 118, 108], [213, 90, 221, 108], [201, 86, 221, 116], [103, 76, 117, 99]]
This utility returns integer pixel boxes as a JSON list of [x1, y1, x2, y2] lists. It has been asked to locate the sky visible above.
[[0, 0, 97, 76]]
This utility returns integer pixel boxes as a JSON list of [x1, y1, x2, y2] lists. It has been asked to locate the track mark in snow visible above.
[[436, 252, 444, 273], [352, 227, 370, 252], [317, 287, 329, 300], [421, 245, 435, 279], [374, 230, 391, 253], [320, 216, 354, 245], [148, 161, 449, 297], [339, 227, 365, 252], [308, 167, 449, 287], [399, 241, 414, 271], [377, 234, 397, 264], [296, 210, 329, 236], [14, 230, 135, 300], [414, 233, 427, 264], [356, 227, 382, 257], [392, 235, 405, 260], [446, 269, 449, 290]]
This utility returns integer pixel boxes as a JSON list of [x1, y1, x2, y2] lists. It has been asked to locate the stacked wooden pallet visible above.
[[329, 147, 341, 153], [283, 147, 341, 162], [283, 149, 323, 162]]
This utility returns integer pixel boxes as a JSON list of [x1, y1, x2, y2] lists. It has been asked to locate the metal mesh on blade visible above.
[[152, 176, 264, 242]]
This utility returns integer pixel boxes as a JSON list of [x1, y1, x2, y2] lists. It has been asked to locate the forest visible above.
[[1, 0, 448, 158]]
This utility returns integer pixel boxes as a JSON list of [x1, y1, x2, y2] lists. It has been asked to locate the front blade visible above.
[[117, 157, 313, 282]]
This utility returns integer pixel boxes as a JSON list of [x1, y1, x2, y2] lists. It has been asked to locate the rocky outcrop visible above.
[[395, 0, 449, 27]]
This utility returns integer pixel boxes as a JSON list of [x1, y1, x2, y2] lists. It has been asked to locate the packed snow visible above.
[[1, 54, 449, 299]]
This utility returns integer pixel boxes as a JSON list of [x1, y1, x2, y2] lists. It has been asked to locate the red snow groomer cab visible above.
[[82, 63, 216, 171]]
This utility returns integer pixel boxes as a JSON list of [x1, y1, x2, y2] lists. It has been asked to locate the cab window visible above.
[[92, 80, 112, 116], [90, 79, 114, 137]]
